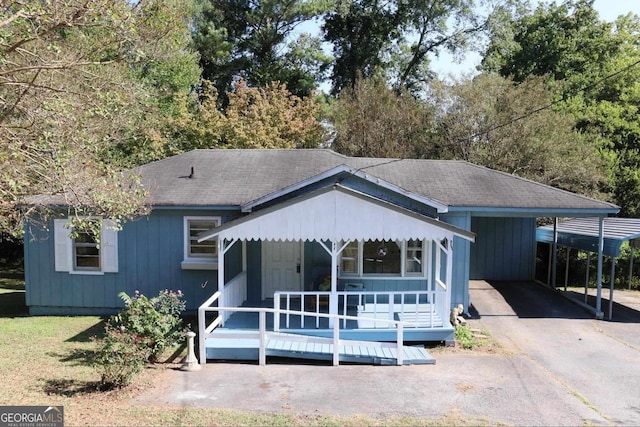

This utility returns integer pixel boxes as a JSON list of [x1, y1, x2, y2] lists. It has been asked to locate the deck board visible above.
[[206, 332, 435, 365]]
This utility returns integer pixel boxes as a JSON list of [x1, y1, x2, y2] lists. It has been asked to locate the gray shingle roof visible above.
[[134, 149, 617, 212]]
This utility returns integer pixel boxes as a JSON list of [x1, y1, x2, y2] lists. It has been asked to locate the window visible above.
[[340, 239, 424, 277], [363, 240, 401, 274], [54, 218, 118, 274], [405, 239, 423, 275], [73, 227, 100, 271], [340, 241, 359, 274], [182, 216, 220, 270]]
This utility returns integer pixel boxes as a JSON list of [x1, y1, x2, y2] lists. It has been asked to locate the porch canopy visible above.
[[199, 184, 475, 243], [198, 184, 475, 325], [537, 217, 640, 319]]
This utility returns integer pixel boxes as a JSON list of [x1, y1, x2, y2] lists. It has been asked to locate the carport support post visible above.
[[585, 252, 591, 304], [596, 217, 604, 319], [629, 246, 635, 290], [551, 218, 559, 289], [564, 247, 570, 292], [609, 257, 616, 320]]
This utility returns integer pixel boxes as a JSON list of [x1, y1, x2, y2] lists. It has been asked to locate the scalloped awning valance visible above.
[[198, 185, 475, 244]]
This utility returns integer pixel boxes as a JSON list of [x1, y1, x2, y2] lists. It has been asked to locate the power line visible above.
[[457, 58, 640, 143], [339, 58, 640, 170]]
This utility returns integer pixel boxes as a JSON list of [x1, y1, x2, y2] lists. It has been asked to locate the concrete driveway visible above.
[[134, 281, 640, 426], [469, 280, 640, 426]]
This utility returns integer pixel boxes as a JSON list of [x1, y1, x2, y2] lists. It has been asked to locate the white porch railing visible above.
[[198, 292, 419, 366], [273, 289, 448, 330], [434, 278, 449, 325], [221, 271, 247, 322]]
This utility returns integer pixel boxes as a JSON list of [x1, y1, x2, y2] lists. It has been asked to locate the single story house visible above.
[[24, 149, 618, 363]]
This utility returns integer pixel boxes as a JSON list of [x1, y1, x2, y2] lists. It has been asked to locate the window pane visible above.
[[188, 219, 218, 258], [73, 230, 100, 271], [75, 231, 97, 244], [405, 239, 423, 274], [363, 240, 400, 275], [76, 254, 100, 268], [340, 241, 358, 274]]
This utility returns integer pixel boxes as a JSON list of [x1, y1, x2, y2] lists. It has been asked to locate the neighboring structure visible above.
[[23, 149, 618, 357]]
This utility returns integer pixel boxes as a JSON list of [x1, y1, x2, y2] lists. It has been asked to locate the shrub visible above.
[[93, 289, 187, 388], [92, 324, 151, 389], [455, 325, 476, 349], [112, 289, 187, 361]]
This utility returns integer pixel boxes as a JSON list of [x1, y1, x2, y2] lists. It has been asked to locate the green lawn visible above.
[[0, 264, 487, 426]]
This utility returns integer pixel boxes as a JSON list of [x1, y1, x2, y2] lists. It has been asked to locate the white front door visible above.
[[262, 240, 303, 299]]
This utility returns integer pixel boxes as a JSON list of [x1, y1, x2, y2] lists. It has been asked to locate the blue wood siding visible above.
[[470, 217, 536, 281], [441, 213, 472, 310], [24, 209, 243, 315]]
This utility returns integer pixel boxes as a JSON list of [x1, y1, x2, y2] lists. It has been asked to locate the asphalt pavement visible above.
[[134, 281, 640, 426]]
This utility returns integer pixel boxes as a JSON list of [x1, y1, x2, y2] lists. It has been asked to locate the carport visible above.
[[537, 217, 640, 320]]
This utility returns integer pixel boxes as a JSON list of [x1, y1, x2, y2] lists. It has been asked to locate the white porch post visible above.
[[318, 240, 351, 328], [330, 240, 339, 328], [218, 238, 226, 324], [242, 240, 247, 302], [216, 238, 239, 324], [445, 238, 453, 313]]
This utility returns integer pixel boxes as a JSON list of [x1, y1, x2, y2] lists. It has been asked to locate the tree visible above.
[[323, 0, 501, 95], [221, 79, 326, 148], [482, 0, 619, 91], [429, 73, 605, 196], [192, 0, 331, 102], [481, 0, 640, 215], [0, 0, 201, 234], [331, 77, 433, 158], [122, 79, 326, 162]]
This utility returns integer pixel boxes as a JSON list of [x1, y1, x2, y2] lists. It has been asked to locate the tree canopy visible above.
[[0, 0, 200, 234], [192, 0, 332, 101], [5, 0, 639, 237], [481, 0, 640, 215], [324, 0, 488, 95], [429, 74, 605, 195]]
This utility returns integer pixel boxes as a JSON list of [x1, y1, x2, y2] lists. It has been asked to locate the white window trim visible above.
[[339, 239, 427, 278], [54, 218, 118, 275], [182, 216, 220, 270]]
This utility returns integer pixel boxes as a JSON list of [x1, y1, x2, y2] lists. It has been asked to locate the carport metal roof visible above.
[[536, 217, 640, 321], [536, 217, 640, 257]]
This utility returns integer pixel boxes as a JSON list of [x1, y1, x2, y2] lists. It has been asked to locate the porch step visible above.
[[205, 330, 435, 365]]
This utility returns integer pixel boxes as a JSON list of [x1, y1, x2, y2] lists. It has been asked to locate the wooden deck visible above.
[[206, 330, 436, 365]]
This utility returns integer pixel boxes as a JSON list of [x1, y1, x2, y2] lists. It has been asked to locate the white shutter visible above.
[[53, 219, 71, 272], [101, 220, 119, 273]]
